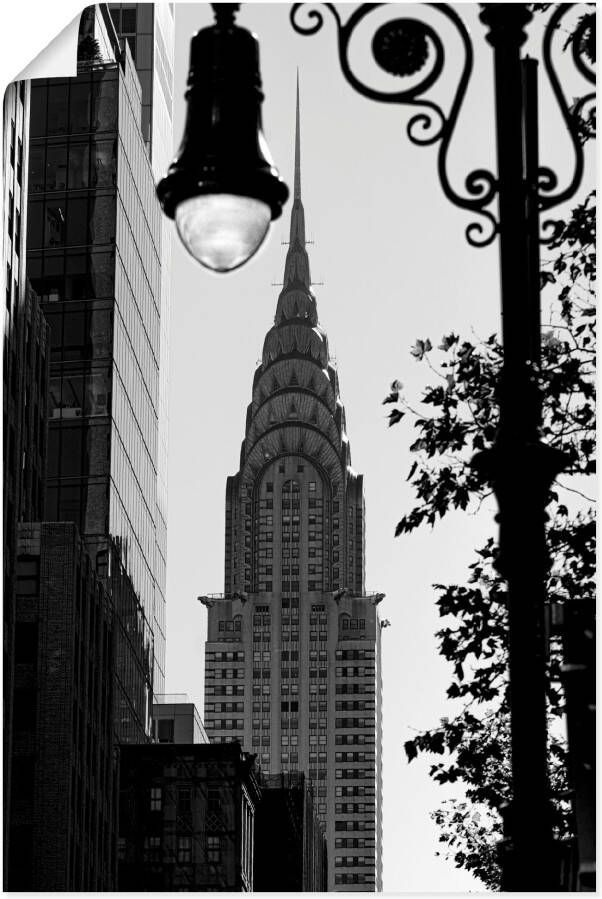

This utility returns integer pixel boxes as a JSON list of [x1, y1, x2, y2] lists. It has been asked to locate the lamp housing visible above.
[[157, 5, 289, 272]]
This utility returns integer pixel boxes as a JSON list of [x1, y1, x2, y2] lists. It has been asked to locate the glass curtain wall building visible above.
[[25, 5, 173, 723], [107, 2, 174, 688], [203, 90, 383, 891]]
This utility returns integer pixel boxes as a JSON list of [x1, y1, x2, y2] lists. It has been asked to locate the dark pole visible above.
[[478, 5, 565, 890]]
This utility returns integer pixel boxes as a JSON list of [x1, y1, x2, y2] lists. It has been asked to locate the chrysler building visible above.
[[202, 83, 383, 891]]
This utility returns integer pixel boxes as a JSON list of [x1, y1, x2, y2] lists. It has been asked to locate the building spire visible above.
[[279, 73, 311, 295], [294, 69, 301, 201]]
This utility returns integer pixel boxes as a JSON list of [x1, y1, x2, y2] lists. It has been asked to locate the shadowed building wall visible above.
[[3, 76, 51, 884], [254, 772, 327, 891], [8, 522, 117, 890], [118, 741, 259, 891]]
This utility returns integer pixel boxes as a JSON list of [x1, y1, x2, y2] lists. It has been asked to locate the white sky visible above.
[[0, 2, 592, 893]]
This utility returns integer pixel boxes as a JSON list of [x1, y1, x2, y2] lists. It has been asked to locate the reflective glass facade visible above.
[[108, 1, 174, 683], [26, 6, 172, 694]]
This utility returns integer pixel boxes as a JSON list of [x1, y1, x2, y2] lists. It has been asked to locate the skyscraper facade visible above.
[[25, 4, 173, 708], [3, 75, 52, 882], [203, 89, 383, 891], [107, 2, 174, 691]]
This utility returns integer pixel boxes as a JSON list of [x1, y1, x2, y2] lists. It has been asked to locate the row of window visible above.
[[335, 802, 374, 814], [336, 734, 376, 745], [206, 651, 244, 661], [336, 718, 374, 729], [205, 685, 244, 696], [308, 684, 328, 694], [336, 769, 373, 780], [335, 873, 374, 884], [205, 719, 243, 730], [217, 619, 241, 632], [206, 702, 244, 713], [336, 684, 375, 695], [206, 668, 244, 679], [336, 648, 373, 660], [336, 701, 373, 711], [142, 834, 219, 866], [336, 752, 375, 762], [336, 667, 375, 677], [335, 820, 375, 831], [336, 785, 375, 797], [341, 616, 366, 631], [308, 752, 328, 762], [335, 856, 373, 867], [335, 838, 375, 849]]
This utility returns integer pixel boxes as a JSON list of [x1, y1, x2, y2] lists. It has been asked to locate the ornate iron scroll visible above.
[[290, 3, 596, 249], [538, 4, 596, 243], [291, 2, 498, 247]]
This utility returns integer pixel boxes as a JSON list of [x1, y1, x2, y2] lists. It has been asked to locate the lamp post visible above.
[[157, 4, 289, 272]]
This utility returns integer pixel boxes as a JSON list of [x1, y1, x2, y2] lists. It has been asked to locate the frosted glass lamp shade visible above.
[[156, 10, 289, 274], [175, 194, 272, 272]]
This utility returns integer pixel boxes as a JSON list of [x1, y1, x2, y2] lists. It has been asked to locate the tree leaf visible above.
[[387, 409, 405, 427]]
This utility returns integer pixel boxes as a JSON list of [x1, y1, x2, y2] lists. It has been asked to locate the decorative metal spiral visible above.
[[290, 2, 499, 248], [538, 4, 596, 243]]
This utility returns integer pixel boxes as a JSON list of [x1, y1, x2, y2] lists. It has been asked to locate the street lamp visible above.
[[157, 4, 289, 272], [288, 2, 594, 890]]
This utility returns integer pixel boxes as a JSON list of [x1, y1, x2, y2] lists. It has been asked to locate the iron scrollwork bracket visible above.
[[290, 3, 596, 250], [538, 3, 595, 244], [290, 2, 498, 248]]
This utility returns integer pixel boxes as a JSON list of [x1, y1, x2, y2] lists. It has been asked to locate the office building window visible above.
[[150, 786, 162, 811], [206, 835, 221, 863]]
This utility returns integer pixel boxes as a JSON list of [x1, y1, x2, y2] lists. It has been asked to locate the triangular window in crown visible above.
[[288, 402, 298, 419], [309, 404, 318, 425], [290, 369, 299, 387], [272, 374, 280, 392]]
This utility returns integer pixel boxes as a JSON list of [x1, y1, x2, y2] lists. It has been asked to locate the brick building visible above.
[[7, 522, 117, 890], [118, 741, 260, 891]]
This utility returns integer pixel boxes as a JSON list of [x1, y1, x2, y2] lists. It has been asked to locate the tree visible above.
[[385, 57, 595, 890]]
